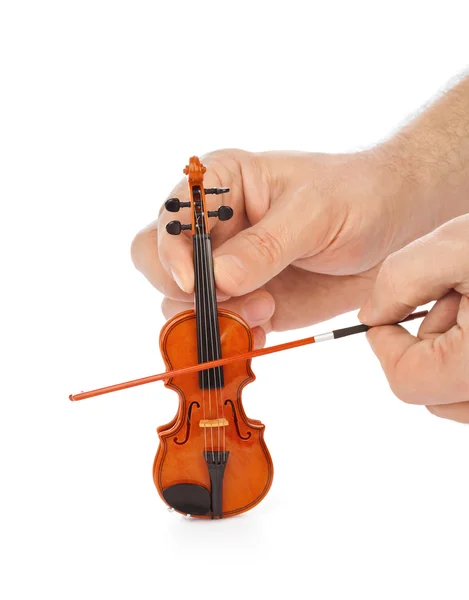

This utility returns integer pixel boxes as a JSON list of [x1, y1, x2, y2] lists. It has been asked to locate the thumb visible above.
[[366, 324, 435, 404], [212, 192, 332, 296], [366, 296, 469, 405]]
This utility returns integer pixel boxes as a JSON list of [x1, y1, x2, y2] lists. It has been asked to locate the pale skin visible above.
[[131, 74, 469, 423]]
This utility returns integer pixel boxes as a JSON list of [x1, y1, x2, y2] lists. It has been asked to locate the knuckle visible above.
[[240, 227, 283, 265], [199, 149, 245, 178], [201, 148, 248, 163], [200, 149, 249, 188]]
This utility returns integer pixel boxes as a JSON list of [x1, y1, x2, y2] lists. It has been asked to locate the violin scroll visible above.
[[183, 156, 206, 184], [164, 156, 233, 237]]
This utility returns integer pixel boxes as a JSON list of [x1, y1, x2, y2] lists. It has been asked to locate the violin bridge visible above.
[[199, 418, 229, 428]]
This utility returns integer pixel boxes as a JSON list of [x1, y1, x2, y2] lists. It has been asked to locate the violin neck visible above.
[[193, 233, 224, 389]]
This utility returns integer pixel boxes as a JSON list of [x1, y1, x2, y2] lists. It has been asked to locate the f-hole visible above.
[[224, 399, 251, 440], [174, 401, 200, 445]]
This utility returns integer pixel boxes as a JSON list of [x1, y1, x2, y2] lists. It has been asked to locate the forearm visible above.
[[371, 73, 469, 252]]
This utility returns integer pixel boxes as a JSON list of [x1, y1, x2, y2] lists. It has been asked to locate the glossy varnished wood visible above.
[[153, 309, 273, 518]]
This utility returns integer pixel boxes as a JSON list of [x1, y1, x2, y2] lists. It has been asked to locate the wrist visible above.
[[369, 108, 469, 255], [360, 139, 445, 258]]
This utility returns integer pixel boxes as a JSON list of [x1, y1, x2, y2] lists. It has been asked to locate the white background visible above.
[[1, 1, 469, 598]]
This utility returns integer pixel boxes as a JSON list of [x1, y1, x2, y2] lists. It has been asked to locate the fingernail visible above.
[[243, 295, 275, 325], [214, 255, 248, 289], [171, 267, 191, 293]]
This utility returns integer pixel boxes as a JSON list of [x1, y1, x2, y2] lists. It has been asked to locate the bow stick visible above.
[[69, 310, 427, 402]]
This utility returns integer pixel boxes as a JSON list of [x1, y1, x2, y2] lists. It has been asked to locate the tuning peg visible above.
[[208, 206, 234, 221], [166, 221, 192, 235], [165, 198, 191, 212], [204, 187, 230, 195]]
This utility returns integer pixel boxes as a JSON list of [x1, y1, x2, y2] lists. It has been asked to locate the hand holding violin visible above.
[[132, 121, 469, 344], [131, 75, 469, 425], [131, 149, 412, 341]]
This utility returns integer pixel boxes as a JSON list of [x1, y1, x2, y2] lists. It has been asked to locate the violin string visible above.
[[198, 189, 223, 463], [205, 227, 225, 461], [209, 198, 227, 463], [201, 205, 217, 462], [193, 221, 208, 457], [195, 191, 216, 462], [202, 235, 220, 464], [196, 211, 214, 461]]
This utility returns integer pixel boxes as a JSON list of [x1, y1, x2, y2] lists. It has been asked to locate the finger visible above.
[[161, 290, 275, 329], [366, 312, 468, 405], [366, 325, 438, 404], [131, 220, 230, 301], [252, 326, 267, 349], [212, 185, 345, 297], [417, 291, 461, 339], [132, 150, 247, 295], [426, 401, 469, 424], [131, 220, 194, 301], [158, 151, 254, 293], [161, 262, 377, 332], [162, 264, 377, 333], [359, 216, 469, 326]]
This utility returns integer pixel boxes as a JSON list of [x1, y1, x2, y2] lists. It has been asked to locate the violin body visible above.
[[154, 308, 273, 518]]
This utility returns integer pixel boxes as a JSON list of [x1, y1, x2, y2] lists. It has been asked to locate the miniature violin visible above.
[[154, 156, 273, 519], [70, 156, 428, 520]]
